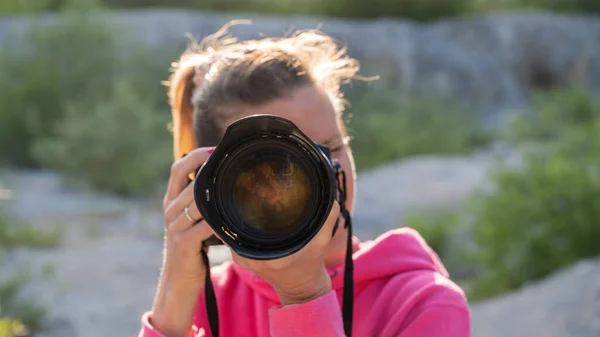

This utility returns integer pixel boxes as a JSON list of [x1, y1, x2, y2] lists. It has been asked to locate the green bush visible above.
[[0, 6, 175, 196], [0, 210, 62, 249], [0, 208, 53, 335], [198, 0, 471, 21], [503, 86, 600, 143], [0, 270, 47, 335], [404, 209, 462, 259], [472, 0, 600, 14], [0, 5, 171, 165], [347, 89, 490, 170], [0, 9, 122, 167], [466, 88, 600, 300], [0, 0, 102, 14], [4, 0, 600, 20], [399, 88, 600, 300], [0, 317, 28, 337], [32, 79, 172, 197], [0, 0, 54, 14], [0, 0, 472, 20], [93, 0, 600, 20]]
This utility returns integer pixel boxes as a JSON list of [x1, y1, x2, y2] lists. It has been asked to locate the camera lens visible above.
[[217, 139, 320, 242], [232, 155, 313, 236], [194, 115, 337, 260]]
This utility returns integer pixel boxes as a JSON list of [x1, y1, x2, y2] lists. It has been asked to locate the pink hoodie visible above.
[[139, 228, 471, 337]]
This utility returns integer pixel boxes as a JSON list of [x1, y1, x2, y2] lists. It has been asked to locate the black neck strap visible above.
[[336, 166, 354, 337], [201, 249, 220, 337], [201, 165, 354, 337]]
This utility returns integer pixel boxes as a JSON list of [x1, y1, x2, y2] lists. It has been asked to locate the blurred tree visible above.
[[101, 0, 470, 21], [3, 0, 600, 20], [0, 0, 54, 14]]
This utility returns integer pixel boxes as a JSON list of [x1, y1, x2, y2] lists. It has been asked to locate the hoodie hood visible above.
[[231, 228, 449, 303]]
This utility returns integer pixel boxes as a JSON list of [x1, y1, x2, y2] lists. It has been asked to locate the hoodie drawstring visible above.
[[200, 164, 354, 337]]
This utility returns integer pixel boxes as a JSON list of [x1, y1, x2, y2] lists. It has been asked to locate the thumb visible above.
[[316, 201, 341, 243], [328, 201, 341, 229]]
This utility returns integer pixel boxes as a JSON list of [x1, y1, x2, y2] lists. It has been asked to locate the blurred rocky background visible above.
[[1, 0, 600, 336]]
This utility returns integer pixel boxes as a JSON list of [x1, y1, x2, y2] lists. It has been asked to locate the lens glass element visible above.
[[232, 155, 312, 235]]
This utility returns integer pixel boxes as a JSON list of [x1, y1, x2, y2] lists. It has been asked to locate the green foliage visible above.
[[471, 0, 600, 13], [503, 86, 600, 143], [0, 212, 62, 249], [404, 209, 462, 259], [347, 88, 489, 170], [5, 0, 600, 20], [0, 6, 174, 196], [0, 0, 471, 20], [466, 87, 600, 300], [0, 0, 54, 14], [0, 317, 28, 337], [0, 209, 52, 335], [0, 0, 101, 14], [0, 270, 47, 334], [395, 88, 600, 301], [0, 10, 123, 167], [4, 0, 600, 20], [0, 206, 60, 249], [192, 0, 470, 21], [32, 79, 172, 197], [543, 0, 600, 13]]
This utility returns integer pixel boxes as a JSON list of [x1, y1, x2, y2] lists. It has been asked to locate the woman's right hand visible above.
[[151, 147, 215, 337]]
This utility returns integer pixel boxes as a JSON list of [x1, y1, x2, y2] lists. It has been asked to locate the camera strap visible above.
[[200, 167, 355, 337], [201, 249, 220, 337], [335, 166, 354, 337]]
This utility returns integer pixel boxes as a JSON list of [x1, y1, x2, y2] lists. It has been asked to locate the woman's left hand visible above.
[[231, 201, 340, 306]]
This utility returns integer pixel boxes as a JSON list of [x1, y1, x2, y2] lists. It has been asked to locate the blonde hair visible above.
[[165, 21, 362, 161]]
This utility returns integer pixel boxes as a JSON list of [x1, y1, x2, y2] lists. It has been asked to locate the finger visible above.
[[312, 201, 341, 246], [164, 182, 195, 224], [167, 203, 204, 234], [183, 220, 215, 246], [324, 201, 341, 232], [187, 201, 202, 223], [164, 148, 212, 206]]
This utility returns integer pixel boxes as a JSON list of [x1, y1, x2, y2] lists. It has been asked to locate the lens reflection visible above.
[[233, 156, 311, 235]]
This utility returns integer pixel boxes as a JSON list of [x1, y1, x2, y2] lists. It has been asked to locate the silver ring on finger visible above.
[[184, 207, 199, 223]]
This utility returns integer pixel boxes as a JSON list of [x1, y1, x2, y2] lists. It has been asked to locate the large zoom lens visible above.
[[194, 115, 337, 260], [231, 155, 312, 235]]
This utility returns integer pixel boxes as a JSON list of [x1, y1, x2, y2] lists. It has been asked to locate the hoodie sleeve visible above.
[[269, 290, 346, 337], [138, 312, 204, 337], [394, 305, 471, 337]]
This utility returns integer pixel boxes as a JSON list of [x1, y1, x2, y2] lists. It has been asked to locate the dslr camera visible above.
[[194, 115, 343, 260]]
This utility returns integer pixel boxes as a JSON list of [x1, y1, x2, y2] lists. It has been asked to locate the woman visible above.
[[139, 21, 470, 337]]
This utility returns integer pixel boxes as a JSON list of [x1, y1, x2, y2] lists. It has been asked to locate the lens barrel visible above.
[[194, 115, 337, 260]]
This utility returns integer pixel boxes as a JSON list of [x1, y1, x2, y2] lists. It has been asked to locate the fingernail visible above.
[[207, 148, 215, 155]]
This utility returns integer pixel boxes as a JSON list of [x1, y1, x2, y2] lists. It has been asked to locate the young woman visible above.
[[139, 22, 470, 337]]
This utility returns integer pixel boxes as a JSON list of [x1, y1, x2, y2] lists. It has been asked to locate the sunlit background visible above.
[[1, 0, 599, 336]]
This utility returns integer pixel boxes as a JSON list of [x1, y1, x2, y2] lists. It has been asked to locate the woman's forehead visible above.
[[230, 86, 341, 143]]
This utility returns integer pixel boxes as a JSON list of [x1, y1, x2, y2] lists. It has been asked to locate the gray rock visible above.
[[353, 147, 521, 239], [34, 318, 77, 337], [471, 257, 600, 337], [2, 170, 131, 222], [1, 169, 231, 337], [1, 10, 600, 123]]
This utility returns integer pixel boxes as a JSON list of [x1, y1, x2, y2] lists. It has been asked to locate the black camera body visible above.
[[194, 115, 340, 261]]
